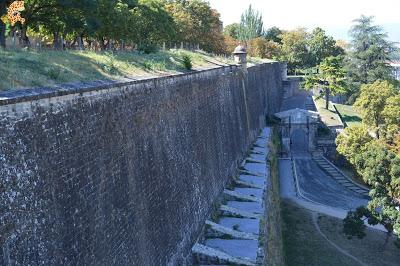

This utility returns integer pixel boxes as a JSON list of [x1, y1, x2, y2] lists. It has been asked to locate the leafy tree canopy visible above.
[[237, 4, 264, 43], [278, 28, 310, 73], [347, 15, 396, 86], [354, 80, 397, 139], [308, 27, 345, 66], [265, 26, 282, 43], [223, 23, 239, 39], [303, 56, 347, 109]]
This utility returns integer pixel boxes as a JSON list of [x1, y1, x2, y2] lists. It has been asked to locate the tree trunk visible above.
[[19, 26, 30, 47], [53, 31, 60, 50], [375, 121, 380, 139], [325, 87, 330, 110], [0, 2, 6, 49]]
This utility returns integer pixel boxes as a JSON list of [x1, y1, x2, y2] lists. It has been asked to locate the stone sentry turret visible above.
[[233, 44, 247, 69]]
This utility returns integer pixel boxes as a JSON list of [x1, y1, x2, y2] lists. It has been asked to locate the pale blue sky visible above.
[[208, 0, 400, 42]]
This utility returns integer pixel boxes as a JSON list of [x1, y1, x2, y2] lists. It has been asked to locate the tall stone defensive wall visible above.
[[0, 62, 284, 265]]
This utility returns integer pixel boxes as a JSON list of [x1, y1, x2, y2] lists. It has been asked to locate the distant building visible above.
[[391, 60, 400, 80]]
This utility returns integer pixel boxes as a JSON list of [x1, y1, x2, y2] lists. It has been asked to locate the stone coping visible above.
[[0, 62, 277, 106]]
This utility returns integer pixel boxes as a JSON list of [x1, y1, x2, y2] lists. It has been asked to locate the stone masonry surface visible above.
[[0, 63, 283, 265]]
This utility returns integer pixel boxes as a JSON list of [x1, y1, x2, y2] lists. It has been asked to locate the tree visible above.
[[165, 0, 225, 53], [237, 4, 263, 43], [308, 27, 344, 66], [223, 23, 239, 39], [278, 28, 310, 73], [264, 40, 281, 59], [265, 26, 282, 43], [247, 37, 267, 58], [132, 0, 176, 52], [0, 0, 10, 48], [354, 80, 397, 139], [382, 94, 400, 146], [336, 125, 373, 165], [303, 56, 347, 109], [223, 35, 238, 54], [343, 142, 400, 248], [347, 15, 396, 86]]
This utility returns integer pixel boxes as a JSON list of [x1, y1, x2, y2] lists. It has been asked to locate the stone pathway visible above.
[[192, 128, 271, 266], [313, 156, 369, 198]]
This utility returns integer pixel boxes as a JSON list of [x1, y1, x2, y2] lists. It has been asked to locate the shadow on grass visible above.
[[341, 115, 362, 123]]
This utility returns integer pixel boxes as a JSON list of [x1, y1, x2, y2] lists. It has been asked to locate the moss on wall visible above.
[[264, 127, 285, 266]]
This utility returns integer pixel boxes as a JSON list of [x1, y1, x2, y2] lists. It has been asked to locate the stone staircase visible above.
[[191, 128, 271, 266], [305, 96, 317, 111], [313, 156, 370, 198]]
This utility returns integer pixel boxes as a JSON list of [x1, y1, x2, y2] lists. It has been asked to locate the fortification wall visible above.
[[0, 62, 283, 265]]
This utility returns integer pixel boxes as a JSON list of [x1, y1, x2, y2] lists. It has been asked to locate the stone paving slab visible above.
[[192, 244, 255, 266], [240, 170, 265, 178], [204, 239, 258, 262], [251, 147, 266, 154], [238, 175, 265, 187], [224, 189, 262, 203], [227, 201, 263, 214], [205, 220, 258, 240], [220, 205, 261, 219], [218, 217, 260, 235], [249, 153, 265, 162], [255, 138, 267, 148], [234, 187, 264, 199], [236, 179, 265, 189], [260, 128, 271, 139], [243, 163, 267, 175]]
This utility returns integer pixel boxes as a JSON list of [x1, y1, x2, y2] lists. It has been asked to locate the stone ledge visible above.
[[0, 64, 240, 106]]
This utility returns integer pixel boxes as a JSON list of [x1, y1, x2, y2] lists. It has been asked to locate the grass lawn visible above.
[[313, 97, 343, 127], [334, 103, 362, 127], [0, 49, 269, 91], [282, 200, 400, 266]]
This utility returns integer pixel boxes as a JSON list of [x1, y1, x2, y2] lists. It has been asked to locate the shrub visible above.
[[181, 54, 192, 70], [102, 52, 118, 74], [45, 67, 61, 80], [142, 60, 167, 71], [137, 43, 158, 54]]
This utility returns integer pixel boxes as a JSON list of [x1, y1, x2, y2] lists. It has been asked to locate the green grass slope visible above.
[[0, 49, 267, 91]]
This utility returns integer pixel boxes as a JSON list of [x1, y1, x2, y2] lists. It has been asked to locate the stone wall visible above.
[[283, 76, 302, 99], [0, 62, 283, 265]]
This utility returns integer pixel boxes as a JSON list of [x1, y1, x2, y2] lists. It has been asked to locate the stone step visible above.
[[192, 243, 255, 266], [246, 158, 265, 164], [220, 205, 261, 219], [233, 187, 264, 199], [254, 138, 267, 148], [192, 128, 270, 265], [239, 170, 265, 178], [218, 217, 260, 235], [249, 153, 265, 162], [235, 179, 264, 189], [205, 220, 258, 240], [332, 177, 347, 181], [313, 157, 370, 195], [238, 175, 265, 188], [251, 147, 266, 155], [243, 163, 267, 175], [226, 201, 264, 215], [224, 189, 262, 203], [204, 239, 258, 263]]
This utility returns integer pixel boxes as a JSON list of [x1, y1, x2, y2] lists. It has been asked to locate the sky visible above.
[[208, 0, 400, 42]]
